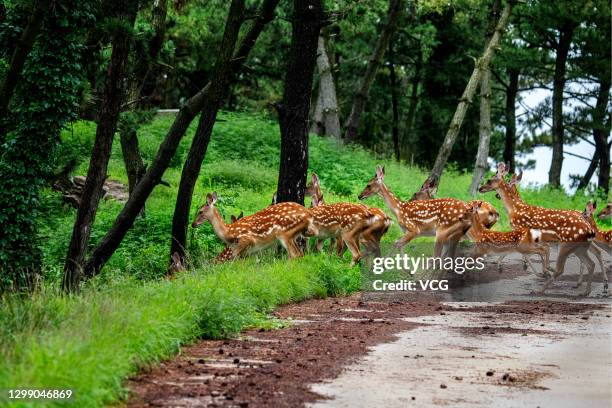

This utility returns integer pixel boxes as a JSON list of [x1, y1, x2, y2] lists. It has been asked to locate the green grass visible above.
[[1, 111, 608, 407], [0, 256, 359, 407]]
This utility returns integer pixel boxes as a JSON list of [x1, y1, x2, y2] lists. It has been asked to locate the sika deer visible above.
[[307, 184, 378, 265], [598, 203, 612, 220], [307, 173, 391, 257], [214, 212, 244, 263], [479, 163, 597, 296], [467, 201, 550, 275], [577, 201, 609, 291], [358, 166, 472, 257], [192, 193, 316, 260]]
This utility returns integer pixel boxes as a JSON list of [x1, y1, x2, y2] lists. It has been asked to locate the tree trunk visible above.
[[168, 0, 246, 263], [548, 22, 575, 188], [276, 0, 326, 204], [344, 0, 405, 142], [503, 67, 519, 173], [401, 47, 422, 160], [310, 35, 341, 138], [119, 0, 169, 205], [119, 127, 146, 196], [389, 41, 400, 161], [468, 0, 501, 196], [576, 150, 599, 191], [82, 0, 280, 278], [593, 77, 611, 194], [429, 0, 514, 182], [0, 0, 50, 119], [62, 4, 139, 292]]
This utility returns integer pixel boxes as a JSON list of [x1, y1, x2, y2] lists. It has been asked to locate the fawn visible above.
[[598, 203, 612, 220], [306, 174, 379, 265], [214, 212, 244, 263], [479, 163, 597, 296], [192, 193, 316, 260], [358, 166, 472, 257], [467, 201, 550, 274], [307, 173, 391, 257]]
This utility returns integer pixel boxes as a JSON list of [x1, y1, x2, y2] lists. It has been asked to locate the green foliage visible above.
[[0, 255, 358, 407], [0, 0, 95, 290]]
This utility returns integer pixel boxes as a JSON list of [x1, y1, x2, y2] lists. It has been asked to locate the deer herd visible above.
[[191, 163, 611, 297]]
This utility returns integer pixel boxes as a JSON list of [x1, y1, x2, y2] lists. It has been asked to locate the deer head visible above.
[[306, 173, 324, 207], [479, 162, 508, 193], [598, 203, 612, 219], [192, 192, 218, 228], [410, 177, 438, 201], [230, 211, 244, 223], [582, 200, 597, 220], [358, 165, 385, 200]]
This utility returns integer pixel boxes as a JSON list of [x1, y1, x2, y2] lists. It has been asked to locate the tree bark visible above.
[[503, 67, 519, 173], [469, 0, 501, 196], [119, 127, 146, 196], [429, 0, 514, 182], [310, 35, 341, 138], [62, 4, 139, 292], [0, 0, 50, 118], [593, 77, 611, 194], [276, 0, 326, 204], [82, 0, 280, 278], [344, 0, 405, 142], [576, 149, 599, 191], [401, 47, 422, 160], [389, 41, 400, 161], [548, 22, 575, 188], [169, 0, 246, 263]]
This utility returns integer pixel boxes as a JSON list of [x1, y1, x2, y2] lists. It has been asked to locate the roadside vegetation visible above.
[[1, 112, 607, 407]]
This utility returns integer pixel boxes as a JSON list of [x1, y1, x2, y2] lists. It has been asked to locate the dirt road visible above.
[[128, 263, 611, 407]]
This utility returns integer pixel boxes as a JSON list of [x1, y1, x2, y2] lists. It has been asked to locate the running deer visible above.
[[467, 201, 550, 274], [307, 184, 378, 265], [479, 163, 597, 296], [358, 166, 472, 257], [307, 173, 391, 257], [410, 176, 500, 229], [192, 193, 316, 260], [577, 201, 609, 291]]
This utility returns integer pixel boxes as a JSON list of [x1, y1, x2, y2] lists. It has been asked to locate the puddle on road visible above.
[[309, 305, 612, 408]]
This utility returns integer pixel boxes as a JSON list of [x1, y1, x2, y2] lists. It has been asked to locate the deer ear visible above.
[[206, 193, 213, 205], [517, 171, 523, 181], [376, 165, 385, 181], [238, 211, 243, 219], [211, 192, 218, 205], [230, 215, 237, 223], [311, 173, 319, 186]]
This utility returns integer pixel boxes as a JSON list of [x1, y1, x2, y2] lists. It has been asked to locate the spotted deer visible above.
[[598, 203, 612, 220], [577, 201, 609, 291], [409, 176, 500, 229], [307, 173, 391, 257], [358, 166, 472, 257], [192, 193, 316, 260], [214, 212, 244, 263], [467, 201, 550, 274], [479, 163, 597, 296]]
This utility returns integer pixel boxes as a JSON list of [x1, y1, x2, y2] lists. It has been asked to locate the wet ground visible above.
[[127, 258, 611, 407]]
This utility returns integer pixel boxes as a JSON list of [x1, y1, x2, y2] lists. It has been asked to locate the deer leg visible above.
[[341, 231, 362, 266], [335, 237, 347, 256], [589, 244, 608, 292], [574, 263, 585, 288], [232, 238, 254, 259], [394, 230, 418, 253], [540, 243, 574, 294], [278, 236, 302, 259], [576, 245, 595, 297]]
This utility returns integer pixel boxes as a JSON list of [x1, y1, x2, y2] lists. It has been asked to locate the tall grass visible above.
[[0, 256, 359, 407], [2, 111, 607, 407]]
